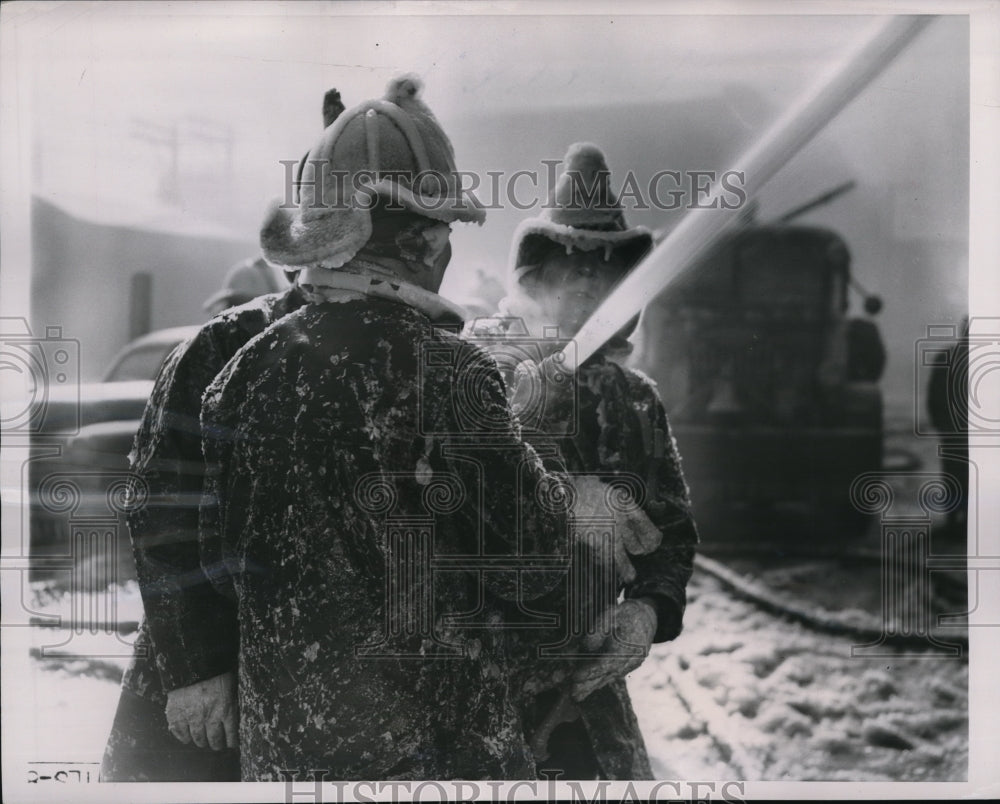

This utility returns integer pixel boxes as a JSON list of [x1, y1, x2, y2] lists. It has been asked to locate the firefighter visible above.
[[100, 261, 304, 783], [193, 79, 657, 780], [99, 89, 343, 783], [202, 255, 288, 317], [926, 316, 970, 532], [473, 142, 699, 779]]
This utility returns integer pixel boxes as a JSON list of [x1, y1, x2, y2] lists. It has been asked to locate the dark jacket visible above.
[[101, 288, 304, 783], [520, 352, 698, 780], [121, 287, 305, 702], [199, 297, 575, 780], [559, 355, 697, 642]]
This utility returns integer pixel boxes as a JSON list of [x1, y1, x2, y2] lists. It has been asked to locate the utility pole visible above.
[[131, 118, 181, 205], [184, 116, 235, 180]]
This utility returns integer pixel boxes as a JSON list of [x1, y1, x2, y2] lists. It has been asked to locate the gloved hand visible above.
[[570, 598, 658, 702], [570, 475, 662, 584], [165, 671, 237, 750]]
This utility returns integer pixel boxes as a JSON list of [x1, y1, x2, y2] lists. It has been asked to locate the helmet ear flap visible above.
[[260, 197, 374, 272]]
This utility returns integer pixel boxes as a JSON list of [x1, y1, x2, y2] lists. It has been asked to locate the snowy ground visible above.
[[12, 560, 968, 785], [626, 414, 969, 782], [8, 412, 969, 784], [627, 571, 968, 782]]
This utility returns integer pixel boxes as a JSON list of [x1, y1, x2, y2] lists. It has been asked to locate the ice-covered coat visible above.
[[466, 318, 697, 779], [123, 288, 305, 699], [548, 353, 697, 640], [101, 288, 304, 781], [199, 296, 575, 781], [529, 352, 698, 780]]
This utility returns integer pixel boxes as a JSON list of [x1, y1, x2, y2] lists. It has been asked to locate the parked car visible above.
[[101, 326, 200, 383], [28, 326, 199, 580]]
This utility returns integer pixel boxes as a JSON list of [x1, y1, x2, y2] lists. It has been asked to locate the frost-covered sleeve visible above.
[[196, 321, 304, 602], [126, 328, 239, 692], [428, 338, 572, 603], [197, 354, 243, 606], [622, 372, 699, 643]]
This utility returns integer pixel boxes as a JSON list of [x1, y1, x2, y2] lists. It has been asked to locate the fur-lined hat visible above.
[[509, 142, 652, 285], [261, 75, 485, 272]]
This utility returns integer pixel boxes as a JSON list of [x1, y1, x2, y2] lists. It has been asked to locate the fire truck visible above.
[[635, 185, 886, 542]]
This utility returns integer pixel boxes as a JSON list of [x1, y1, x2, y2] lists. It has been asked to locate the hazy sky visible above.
[[20, 5, 870, 126], [6, 4, 967, 287], [2, 4, 976, 383], [17, 4, 876, 221], [0, 3, 977, 361]]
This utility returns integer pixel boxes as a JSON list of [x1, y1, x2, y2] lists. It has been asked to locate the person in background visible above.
[[202, 255, 288, 317], [469, 142, 698, 779], [197, 91, 351, 320], [926, 316, 969, 533]]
